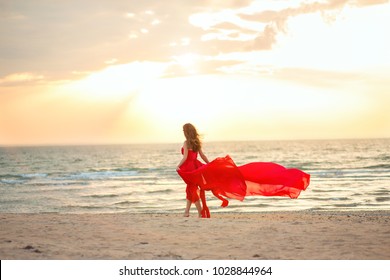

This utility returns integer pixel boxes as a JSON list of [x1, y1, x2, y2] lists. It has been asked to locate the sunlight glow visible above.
[[1, 1, 389, 145], [279, 5, 390, 71], [173, 53, 200, 68], [67, 62, 168, 101]]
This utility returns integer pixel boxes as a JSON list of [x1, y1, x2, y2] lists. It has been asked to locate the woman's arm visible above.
[[199, 149, 209, 164], [176, 141, 188, 170]]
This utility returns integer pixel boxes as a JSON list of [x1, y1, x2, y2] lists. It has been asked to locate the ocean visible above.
[[0, 139, 389, 214]]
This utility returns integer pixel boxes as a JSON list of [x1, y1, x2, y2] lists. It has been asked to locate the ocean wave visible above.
[[0, 178, 25, 185], [0, 173, 48, 184], [375, 197, 390, 202], [21, 173, 48, 178], [69, 170, 138, 180], [376, 155, 390, 161], [307, 197, 350, 201], [113, 201, 141, 206], [311, 189, 344, 193], [310, 168, 390, 179], [27, 181, 90, 187], [66, 204, 108, 210], [148, 189, 174, 194], [334, 203, 361, 208], [82, 193, 122, 198], [364, 164, 390, 169]]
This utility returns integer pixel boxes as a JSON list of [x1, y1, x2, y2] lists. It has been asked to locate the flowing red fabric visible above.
[[177, 149, 310, 218]]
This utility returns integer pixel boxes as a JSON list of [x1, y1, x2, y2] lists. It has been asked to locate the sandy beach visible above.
[[0, 211, 389, 260]]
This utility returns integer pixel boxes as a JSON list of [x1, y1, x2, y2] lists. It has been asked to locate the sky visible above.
[[0, 0, 389, 146]]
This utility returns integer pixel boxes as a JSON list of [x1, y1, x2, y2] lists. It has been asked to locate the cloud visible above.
[[251, 24, 277, 50], [0, 72, 44, 86], [0, 0, 277, 82], [0, 0, 255, 82], [1, 0, 388, 83], [192, 0, 389, 52]]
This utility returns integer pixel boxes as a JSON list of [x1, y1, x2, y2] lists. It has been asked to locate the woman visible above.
[[176, 123, 209, 217], [177, 123, 310, 218]]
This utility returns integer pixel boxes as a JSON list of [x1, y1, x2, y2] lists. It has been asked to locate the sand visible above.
[[0, 211, 389, 260]]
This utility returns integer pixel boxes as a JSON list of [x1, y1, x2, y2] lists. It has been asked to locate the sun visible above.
[[172, 53, 201, 74], [174, 53, 200, 67], [134, 74, 227, 132]]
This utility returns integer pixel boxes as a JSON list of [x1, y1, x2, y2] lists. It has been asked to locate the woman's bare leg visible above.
[[184, 200, 191, 217], [194, 200, 202, 217]]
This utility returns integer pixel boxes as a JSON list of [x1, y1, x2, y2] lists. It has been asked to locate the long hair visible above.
[[183, 123, 202, 152]]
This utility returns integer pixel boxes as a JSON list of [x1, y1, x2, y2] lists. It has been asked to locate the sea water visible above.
[[0, 139, 389, 214]]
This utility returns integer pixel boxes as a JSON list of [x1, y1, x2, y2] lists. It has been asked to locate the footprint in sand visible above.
[[23, 245, 42, 253]]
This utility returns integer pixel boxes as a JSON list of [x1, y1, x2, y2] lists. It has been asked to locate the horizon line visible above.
[[1, 136, 389, 148]]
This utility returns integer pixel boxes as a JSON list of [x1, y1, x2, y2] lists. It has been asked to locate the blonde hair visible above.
[[183, 123, 202, 152]]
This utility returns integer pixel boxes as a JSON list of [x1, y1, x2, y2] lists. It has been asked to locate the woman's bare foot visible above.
[[184, 212, 190, 217]]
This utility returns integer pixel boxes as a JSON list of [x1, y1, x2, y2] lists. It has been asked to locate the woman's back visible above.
[[180, 147, 203, 171]]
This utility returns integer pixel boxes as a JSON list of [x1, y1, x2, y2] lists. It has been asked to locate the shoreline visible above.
[[1, 211, 389, 260]]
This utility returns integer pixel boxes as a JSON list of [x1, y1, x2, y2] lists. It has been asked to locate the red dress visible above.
[[177, 149, 310, 218], [178, 147, 205, 203]]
